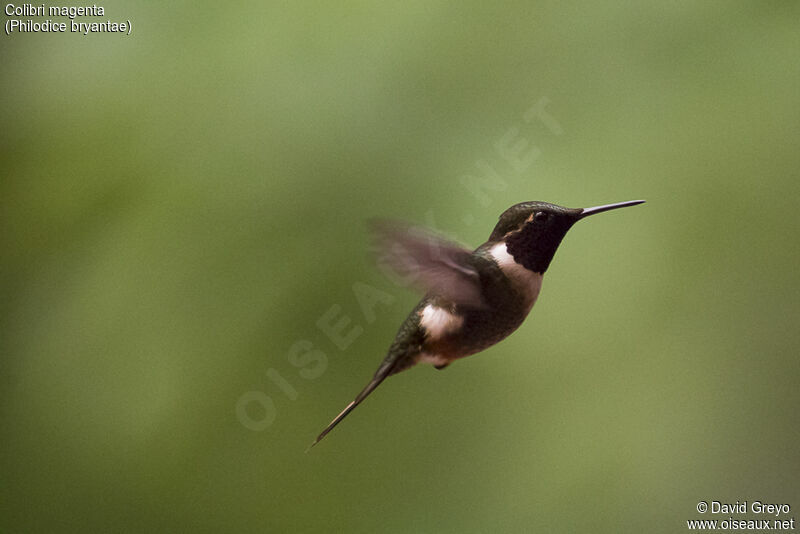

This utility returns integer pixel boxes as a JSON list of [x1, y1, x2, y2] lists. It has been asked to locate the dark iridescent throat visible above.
[[504, 218, 576, 274]]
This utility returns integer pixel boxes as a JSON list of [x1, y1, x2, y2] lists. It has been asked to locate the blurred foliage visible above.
[[2, 2, 799, 532]]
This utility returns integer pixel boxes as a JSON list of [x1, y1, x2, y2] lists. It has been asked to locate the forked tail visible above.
[[307, 366, 393, 450]]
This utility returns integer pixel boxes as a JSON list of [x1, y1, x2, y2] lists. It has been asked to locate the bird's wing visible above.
[[370, 220, 486, 309]]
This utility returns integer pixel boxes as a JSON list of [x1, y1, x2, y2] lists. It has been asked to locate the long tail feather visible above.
[[307, 371, 390, 451]]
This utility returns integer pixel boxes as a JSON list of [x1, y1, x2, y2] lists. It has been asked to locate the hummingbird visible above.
[[310, 199, 644, 448]]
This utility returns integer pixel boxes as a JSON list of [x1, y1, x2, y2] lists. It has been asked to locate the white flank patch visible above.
[[418, 352, 450, 367], [420, 304, 463, 340], [489, 242, 543, 309]]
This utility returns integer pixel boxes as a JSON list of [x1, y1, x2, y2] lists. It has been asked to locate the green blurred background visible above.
[[2, 2, 799, 532]]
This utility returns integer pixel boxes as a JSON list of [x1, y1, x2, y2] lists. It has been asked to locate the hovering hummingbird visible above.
[[310, 199, 644, 448]]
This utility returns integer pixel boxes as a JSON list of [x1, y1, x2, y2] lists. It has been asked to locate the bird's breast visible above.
[[489, 241, 543, 312], [412, 243, 544, 366]]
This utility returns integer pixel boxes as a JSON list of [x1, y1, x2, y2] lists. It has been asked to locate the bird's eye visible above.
[[533, 211, 548, 223]]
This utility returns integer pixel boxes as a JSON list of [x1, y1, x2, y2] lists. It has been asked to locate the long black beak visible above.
[[579, 200, 645, 218]]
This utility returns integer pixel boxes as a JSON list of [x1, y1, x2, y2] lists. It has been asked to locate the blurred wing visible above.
[[370, 220, 485, 308]]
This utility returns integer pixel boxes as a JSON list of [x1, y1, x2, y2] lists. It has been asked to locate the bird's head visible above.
[[489, 200, 644, 273]]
